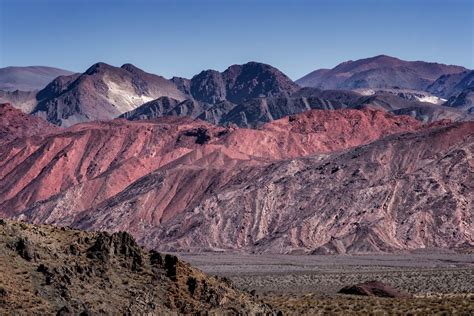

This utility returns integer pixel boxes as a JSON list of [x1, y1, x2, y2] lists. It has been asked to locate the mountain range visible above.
[[0, 54, 473, 255], [1, 101, 472, 254], [1, 55, 473, 128]]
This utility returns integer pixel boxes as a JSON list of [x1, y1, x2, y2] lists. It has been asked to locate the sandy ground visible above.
[[178, 253, 474, 296]]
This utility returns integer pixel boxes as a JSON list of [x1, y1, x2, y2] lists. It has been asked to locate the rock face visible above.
[[170, 76, 191, 95], [0, 103, 60, 144], [427, 70, 474, 98], [338, 281, 412, 298], [190, 62, 299, 104], [31, 62, 186, 127], [426, 70, 474, 113], [0, 220, 272, 314], [296, 55, 466, 91], [0, 66, 74, 92], [118, 96, 182, 120], [445, 87, 474, 113], [0, 109, 422, 224]]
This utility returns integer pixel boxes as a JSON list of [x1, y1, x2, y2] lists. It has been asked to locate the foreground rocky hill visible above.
[[0, 220, 272, 314]]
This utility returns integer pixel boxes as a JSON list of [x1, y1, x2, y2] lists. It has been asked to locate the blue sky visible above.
[[0, 0, 472, 80]]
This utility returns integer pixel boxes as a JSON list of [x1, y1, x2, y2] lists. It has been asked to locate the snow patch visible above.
[[354, 89, 375, 96], [104, 77, 155, 114], [415, 95, 446, 105]]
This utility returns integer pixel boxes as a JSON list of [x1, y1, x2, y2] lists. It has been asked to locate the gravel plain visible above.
[[178, 252, 474, 295], [178, 252, 474, 314]]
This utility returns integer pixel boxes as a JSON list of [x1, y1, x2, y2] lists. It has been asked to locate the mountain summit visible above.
[[31, 62, 186, 127], [190, 61, 299, 104], [297, 55, 466, 90]]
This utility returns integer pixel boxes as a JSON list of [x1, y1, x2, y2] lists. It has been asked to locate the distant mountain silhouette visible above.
[[0, 66, 74, 92], [297, 55, 466, 91]]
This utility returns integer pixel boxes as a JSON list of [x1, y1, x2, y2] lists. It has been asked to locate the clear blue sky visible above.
[[0, 0, 472, 80]]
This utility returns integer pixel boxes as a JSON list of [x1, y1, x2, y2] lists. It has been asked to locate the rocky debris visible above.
[[338, 280, 412, 298], [0, 220, 273, 314]]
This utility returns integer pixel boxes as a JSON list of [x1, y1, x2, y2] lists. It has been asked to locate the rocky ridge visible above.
[[0, 219, 272, 314]]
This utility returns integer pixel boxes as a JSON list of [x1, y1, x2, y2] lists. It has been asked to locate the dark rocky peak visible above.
[[171, 76, 191, 95], [190, 69, 227, 104], [36, 73, 81, 101], [222, 61, 298, 103], [120, 63, 145, 74], [84, 62, 117, 75]]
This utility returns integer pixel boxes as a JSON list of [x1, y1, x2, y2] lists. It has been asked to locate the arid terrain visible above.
[[0, 220, 274, 314], [1, 51, 473, 314], [181, 252, 474, 314]]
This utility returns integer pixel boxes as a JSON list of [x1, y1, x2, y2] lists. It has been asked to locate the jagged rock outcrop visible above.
[[0, 220, 273, 314]]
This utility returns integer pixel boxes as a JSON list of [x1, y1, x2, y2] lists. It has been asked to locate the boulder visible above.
[[338, 280, 412, 298]]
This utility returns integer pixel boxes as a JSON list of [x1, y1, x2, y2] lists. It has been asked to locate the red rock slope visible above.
[[0, 103, 60, 144], [1, 109, 420, 220], [5, 109, 470, 254]]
